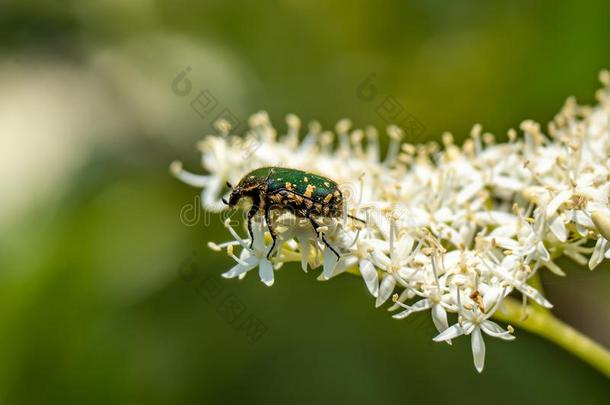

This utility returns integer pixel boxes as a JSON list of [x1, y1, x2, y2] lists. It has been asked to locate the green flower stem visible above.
[[492, 297, 610, 378]]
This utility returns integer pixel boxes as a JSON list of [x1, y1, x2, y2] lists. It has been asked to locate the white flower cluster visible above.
[[172, 72, 610, 372]]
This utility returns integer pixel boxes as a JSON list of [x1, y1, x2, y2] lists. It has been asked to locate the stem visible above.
[[493, 297, 610, 378]]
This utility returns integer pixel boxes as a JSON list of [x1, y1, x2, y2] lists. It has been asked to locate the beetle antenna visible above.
[[226, 182, 232, 188]]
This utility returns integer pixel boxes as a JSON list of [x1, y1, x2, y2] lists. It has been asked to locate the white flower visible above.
[[393, 295, 451, 338], [174, 71, 610, 373], [354, 238, 386, 297], [590, 236, 610, 270], [433, 301, 515, 373], [220, 219, 275, 286], [590, 211, 610, 269], [369, 221, 421, 307]]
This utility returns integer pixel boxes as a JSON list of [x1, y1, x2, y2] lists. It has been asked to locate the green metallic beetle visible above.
[[222, 167, 362, 259]]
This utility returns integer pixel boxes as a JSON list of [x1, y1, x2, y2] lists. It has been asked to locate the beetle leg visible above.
[[308, 216, 320, 238], [247, 204, 259, 249], [322, 235, 340, 260], [264, 206, 278, 259], [347, 214, 366, 224], [308, 216, 340, 260]]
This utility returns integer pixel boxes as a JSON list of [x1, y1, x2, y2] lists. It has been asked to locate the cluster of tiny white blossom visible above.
[[172, 71, 610, 372]]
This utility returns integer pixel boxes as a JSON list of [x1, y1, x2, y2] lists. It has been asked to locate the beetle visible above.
[[222, 166, 362, 259]]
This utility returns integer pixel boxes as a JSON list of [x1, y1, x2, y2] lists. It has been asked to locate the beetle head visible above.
[[222, 181, 239, 207], [226, 188, 242, 207], [222, 181, 252, 207], [223, 178, 263, 207]]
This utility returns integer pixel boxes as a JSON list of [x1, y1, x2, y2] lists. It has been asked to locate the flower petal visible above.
[[252, 220, 267, 251], [589, 237, 607, 270], [548, 215, 567, 242], [546, 189, 571, 217], [392, 298, 431, 319], [222, 256, 257, 278], [360, 260, 379, 297], [375, 275, 396, 307], [297, 235, 310, 272], [544, 260, 566, 276], [433, 323, 465, 342], [202, 176, 224, 211], [481, 320, 515, 340], [536, 241, 551, 262], [471, 327, 486, 373], [431, 304, 449, 335], [259, 259, 274, 286], [319, 246, 338, 280]]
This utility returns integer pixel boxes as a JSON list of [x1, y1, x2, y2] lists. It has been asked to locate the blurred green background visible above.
[[1, 0, 610, 404]]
